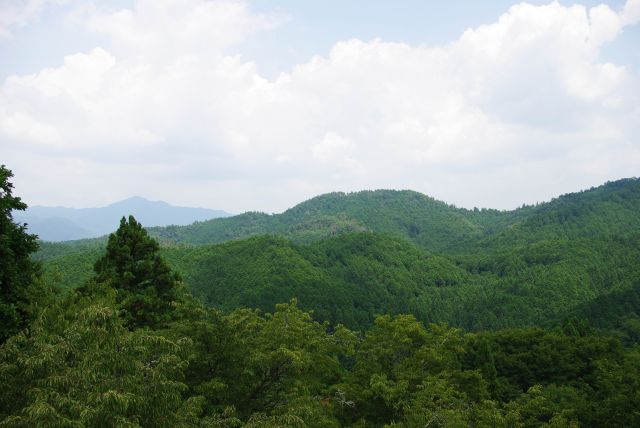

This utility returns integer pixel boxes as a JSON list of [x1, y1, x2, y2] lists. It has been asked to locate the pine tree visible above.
[[94, 215, 181, 329], [0, 165, 40, 343]]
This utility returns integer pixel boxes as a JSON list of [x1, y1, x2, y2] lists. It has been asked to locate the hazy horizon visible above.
[[14, 177, 637, 216], [24, 195, 229, 212]]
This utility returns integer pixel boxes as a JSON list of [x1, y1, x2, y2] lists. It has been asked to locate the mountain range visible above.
[[145, 178, 640, 251], [14, 196, 231, 241], [36, 178, 640, 338]]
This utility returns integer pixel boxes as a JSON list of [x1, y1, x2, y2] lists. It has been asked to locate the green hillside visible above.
[[163, 233, 470, 329], [6, 168, 640, 426], [145, 179, 640, 253], [481, 178, 640, 248], [38, 231, 640, 332], [146, 189, 514, 251], [35, 178, 640, 332], [39, 233, 473, 329], [41, 178, 640, 254]]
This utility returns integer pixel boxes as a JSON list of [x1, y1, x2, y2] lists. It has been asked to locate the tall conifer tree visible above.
[[94, 215, 181, 329]]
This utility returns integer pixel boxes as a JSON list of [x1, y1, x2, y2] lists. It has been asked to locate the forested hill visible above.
[[36, 177, 640, 335], [146, 189, 517, 251], [5, 164, 640, 426], [482, 178, 640, 247], [147, 178, 640, 252], [39, 229, 640, 336]]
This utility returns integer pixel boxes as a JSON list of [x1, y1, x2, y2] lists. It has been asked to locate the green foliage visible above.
[[568, 274, 640, 344], [34, 178, 640, 337], [6, 170, 640, 426], [0, 165, 44, 343], [0, 285, 203, 426], [145, 189, 505, 252], [93, 216, 183, 329], [464, 328, 623, 402], [159, 233, 470, 330], [154, 229, 640, 333], [34, 230, 640, 334], [2, 285, 640, 427], [143, 179, 640, 253]]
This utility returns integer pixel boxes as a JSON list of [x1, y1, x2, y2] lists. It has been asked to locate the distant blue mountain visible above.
[[13, 196, 231, 242]]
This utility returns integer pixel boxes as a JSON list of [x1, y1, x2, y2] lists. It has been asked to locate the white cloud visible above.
[[84, 0, 282, 63], [621, 0, 640, 25], [312, 132, 353, 162], [7, 47, 116, 103], [0, 0, 67, 38], [1, 0, 639, 212], [0, 109, 61, 144]]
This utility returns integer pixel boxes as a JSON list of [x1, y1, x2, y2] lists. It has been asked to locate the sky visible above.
[[1, 0, 639, 213]]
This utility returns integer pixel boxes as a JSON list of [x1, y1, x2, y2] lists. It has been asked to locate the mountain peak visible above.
[[17, 197, 231, 241]]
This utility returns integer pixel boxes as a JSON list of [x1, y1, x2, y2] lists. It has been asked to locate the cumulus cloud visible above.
[[84, 0, 282, 63], [1, 0, 639, 212]]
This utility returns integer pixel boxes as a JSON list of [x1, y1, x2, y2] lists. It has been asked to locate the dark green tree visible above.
[[94, 215, 182, 329], [0, 165, 40, 343]]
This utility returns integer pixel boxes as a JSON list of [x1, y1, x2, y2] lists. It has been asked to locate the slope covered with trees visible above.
[[146, 190, 515, 252], [40, 178, 640, 260], [36, 230, 640, 333], [145, 231, 640, 332], [163, 233, 469, 330], [3, 190, 640, 426], [479, 178, 640, 248], [32, 178, 640, 335], [144, 178, 640, 253], [8, 284, 639, 427]]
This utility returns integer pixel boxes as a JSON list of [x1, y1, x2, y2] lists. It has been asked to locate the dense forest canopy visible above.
[[2, 165, 640, 426], [138, 179, 640, 250], [37, 178, 640, 338]]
